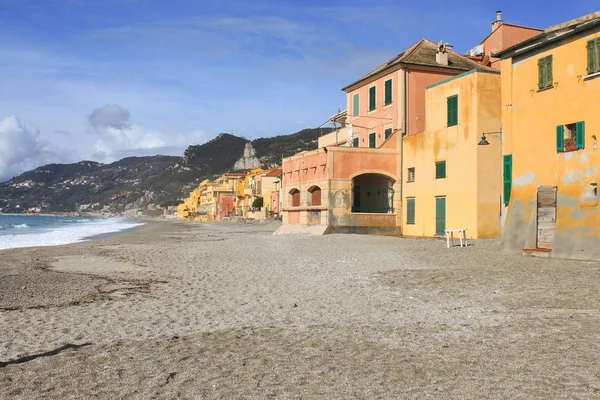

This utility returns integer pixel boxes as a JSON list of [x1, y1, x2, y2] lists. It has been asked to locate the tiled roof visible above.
[[342, 39, 491, 91], [493, 12, 600, 58], [265, 168, 282, 177]]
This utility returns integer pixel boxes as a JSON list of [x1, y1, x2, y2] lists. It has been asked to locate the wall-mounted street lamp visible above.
[[478, 131, 503, 146]]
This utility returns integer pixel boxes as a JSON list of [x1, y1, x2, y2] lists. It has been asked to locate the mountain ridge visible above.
[[0, 128, 332, 213]]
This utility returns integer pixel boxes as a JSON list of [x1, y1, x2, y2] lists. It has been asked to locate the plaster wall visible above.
[[501, 27, 600, 259], [402, 71, 502, 238]]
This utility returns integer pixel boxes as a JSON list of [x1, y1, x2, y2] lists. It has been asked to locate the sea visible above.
[[0, 215, 144, 250]]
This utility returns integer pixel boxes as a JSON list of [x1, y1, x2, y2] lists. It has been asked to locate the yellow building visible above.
[[402, 69, 502, 238], [236, 168, 264, 218], [495, 12, 600, 259]]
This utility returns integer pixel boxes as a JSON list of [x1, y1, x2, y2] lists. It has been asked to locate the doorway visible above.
[[537, 186, 557, 249], [435, 197, 446, 236]]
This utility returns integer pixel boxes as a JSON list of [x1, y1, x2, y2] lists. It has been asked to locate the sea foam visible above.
[[0, 218, 144, 250]]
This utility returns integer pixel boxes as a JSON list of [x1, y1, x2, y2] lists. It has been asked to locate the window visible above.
[[369, 86, 376, 111], [406, 198, 415, 225], [588, 38, 600, 75], [290, 189, 300, 207], [308, 186, 321, 206], [538, 55, 553, 90], [353, 137, 359, 147], [435, 161, 446, 179], [384, 128, 392, 140], [557, 121, 585, 152], [407, 167, 415, 182], [369, 132, 376, 148], [384, 79, 392, 105], [353, 93, 360, 116], [503, 155, 512, 206], [447, 95, 458, 126]]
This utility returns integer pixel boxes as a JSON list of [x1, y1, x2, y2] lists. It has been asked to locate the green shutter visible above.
[[435, 161, 446, 179], [576, 121, 585, 149], [546, 56, 553, 88], [539, 56, 553, 89], [384, 128, 392, 140], [384, 79, 392, 105], [447, 96, 458, 126], [369, 132, 376, 148], [588, 40, 596, 74], [407, 198, 415, 225], [353, 137, 359, 147], [353, 94, 359, 116], [369, 86, 376, 111], [538, 58, 544, 89], [587, 39, 600, 74], [596, 39, 600, 73], [503, 155, 512, 206], [556, 125, 565, 152]]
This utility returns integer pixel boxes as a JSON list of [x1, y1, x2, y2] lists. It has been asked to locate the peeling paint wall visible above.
[[501, 26, 600, 259]]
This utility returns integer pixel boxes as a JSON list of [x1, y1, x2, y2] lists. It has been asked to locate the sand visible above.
[[1, 220, 600, 399]]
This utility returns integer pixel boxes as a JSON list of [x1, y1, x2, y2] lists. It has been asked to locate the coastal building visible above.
[[495, 12, 600, 259], [279, 11, 541, 237], [279, 38, 491, 234], [402, 68, 502, 238], [258, 168, 283, 219], [466, 11, 543, 70], [236, 168, 264, 218]]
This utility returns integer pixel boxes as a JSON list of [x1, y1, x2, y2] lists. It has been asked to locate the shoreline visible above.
[[0, 215, 150, 252]]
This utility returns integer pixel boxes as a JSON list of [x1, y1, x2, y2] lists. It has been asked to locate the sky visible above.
[[0, 0, 597, 181]]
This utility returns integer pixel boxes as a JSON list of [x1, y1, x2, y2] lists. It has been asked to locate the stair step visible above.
[[522, 248, 552, 258]]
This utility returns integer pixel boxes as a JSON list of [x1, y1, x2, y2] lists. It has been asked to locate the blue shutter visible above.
[[556, 125, 565, 152], [576, 121, 585, 149]]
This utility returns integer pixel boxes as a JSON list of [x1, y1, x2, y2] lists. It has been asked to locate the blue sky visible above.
[[0, 0, 597, 181]]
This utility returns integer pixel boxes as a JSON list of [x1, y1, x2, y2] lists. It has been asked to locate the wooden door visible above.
[[435, 197, 446, 236], [537, 186, 557, 249]]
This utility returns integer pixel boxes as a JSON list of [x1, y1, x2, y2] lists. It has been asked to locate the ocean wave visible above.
[[0, 218, 144, 250], [12, 224, 29, 229]]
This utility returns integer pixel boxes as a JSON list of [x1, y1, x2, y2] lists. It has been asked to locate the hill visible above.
[[0, 127, 332, 214]]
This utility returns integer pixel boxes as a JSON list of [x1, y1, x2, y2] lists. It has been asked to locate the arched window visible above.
[[289, 188, 300, 207], [307, 186, 321, 206]]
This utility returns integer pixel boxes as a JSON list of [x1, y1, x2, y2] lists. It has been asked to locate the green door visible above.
[[435, 197, 446, 236]]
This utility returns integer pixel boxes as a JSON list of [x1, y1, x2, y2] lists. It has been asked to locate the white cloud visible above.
[[0, 115, 69, 182], [92, 124, 166, 162]]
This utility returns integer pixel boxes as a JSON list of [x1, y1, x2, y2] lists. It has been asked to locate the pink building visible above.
[[280, 39, 488, 234], [216, 195, 236, 221]]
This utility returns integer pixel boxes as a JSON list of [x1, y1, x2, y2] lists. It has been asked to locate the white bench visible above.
[[445, 228, 467, 248]]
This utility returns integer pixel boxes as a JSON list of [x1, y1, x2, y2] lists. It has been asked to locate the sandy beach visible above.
[[1, 220, 600, 399]]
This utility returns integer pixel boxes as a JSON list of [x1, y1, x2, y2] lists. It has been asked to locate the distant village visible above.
[[177, 11, 600, 261]]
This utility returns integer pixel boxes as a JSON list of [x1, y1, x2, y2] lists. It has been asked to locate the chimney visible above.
[[436, 40, 451, 66], [492, 10, 503, 32]]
